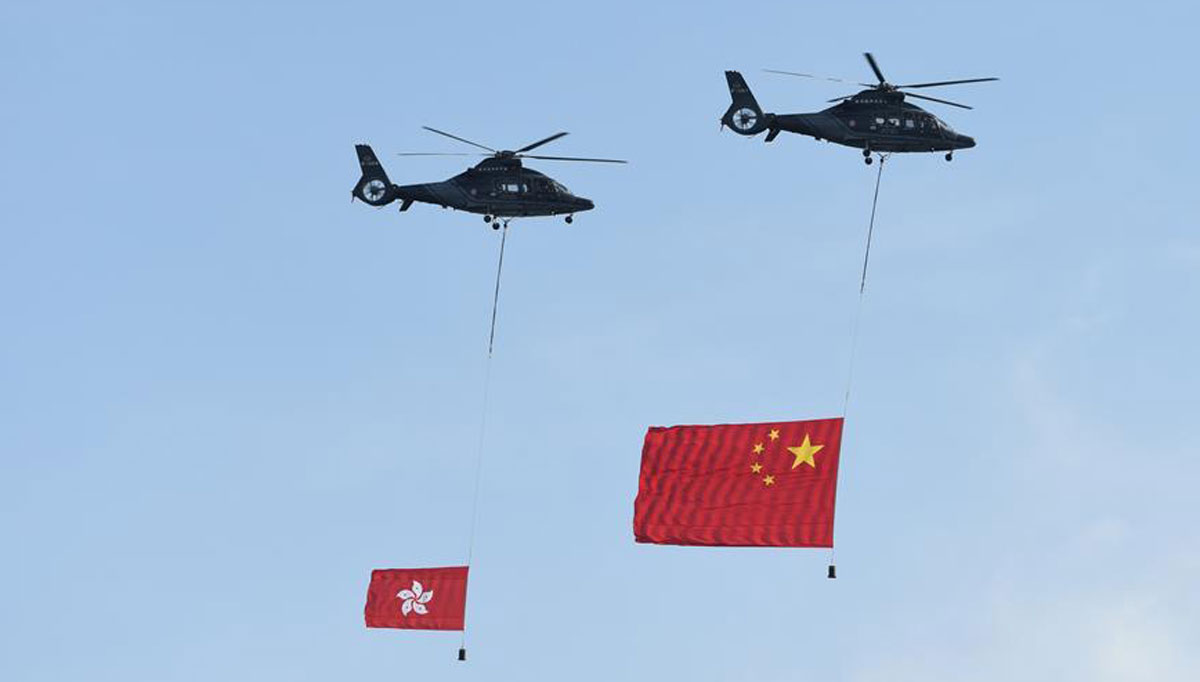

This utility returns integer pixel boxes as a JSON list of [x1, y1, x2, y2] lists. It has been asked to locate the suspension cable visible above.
[[460, 220, 510, 655], [830, 154, 888, 575]]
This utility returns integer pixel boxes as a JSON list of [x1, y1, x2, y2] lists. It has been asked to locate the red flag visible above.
[[633, 418, 843, 547], [364, 566, 469, 630]]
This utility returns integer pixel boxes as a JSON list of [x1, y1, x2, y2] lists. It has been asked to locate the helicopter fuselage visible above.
[[771, 92, 975, 153], [391, 158, 594, 218]]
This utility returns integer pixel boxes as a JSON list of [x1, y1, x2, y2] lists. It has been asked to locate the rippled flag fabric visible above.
[[633, 418, 843, 547], [364, 566, 469, 630]]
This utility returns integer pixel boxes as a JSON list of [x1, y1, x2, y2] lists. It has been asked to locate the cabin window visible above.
[[874, 117, 885, 126], [887, 117, 900, 127], [497, 182, 527, 194], [904, 118, 915, 129]]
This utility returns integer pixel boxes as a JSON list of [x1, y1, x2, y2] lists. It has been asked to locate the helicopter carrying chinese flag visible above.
[[720, 52, 997, 164]]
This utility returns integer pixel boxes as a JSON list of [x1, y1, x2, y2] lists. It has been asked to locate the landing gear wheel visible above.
[[491, 222, 500, 230], [862, 148, 870, 157], [865, 155, 873, 165], [484, 215, 493, 223], [565, 215, 573, 224], [945, 152, 953, 162]]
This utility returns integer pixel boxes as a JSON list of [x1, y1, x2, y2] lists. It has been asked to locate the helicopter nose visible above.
[[577, 197, 595, 211], [960, 135, 976, 148]]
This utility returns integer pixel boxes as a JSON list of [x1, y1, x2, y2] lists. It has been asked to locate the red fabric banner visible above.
[[633, 418, 843, 547], [364, 566, 469, 630]]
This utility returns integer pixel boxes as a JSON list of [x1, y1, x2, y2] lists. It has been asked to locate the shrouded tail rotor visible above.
[[351, 144, 397, 206], [721, 71, 773, 136]]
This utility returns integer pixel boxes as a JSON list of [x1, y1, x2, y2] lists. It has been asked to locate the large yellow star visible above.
[[786, 434, 824, 469]]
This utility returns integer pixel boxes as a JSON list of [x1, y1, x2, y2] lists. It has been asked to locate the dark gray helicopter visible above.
[[352, 127, 625, 228], [721, 53, 996, 164]]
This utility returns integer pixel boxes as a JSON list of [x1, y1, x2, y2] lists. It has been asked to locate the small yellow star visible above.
[[752, 442, 764, 455], [768, 429, 780, 441], [786, 434, 825, 469], [750, 462, 763, 474], [763, 475, 776, 486]]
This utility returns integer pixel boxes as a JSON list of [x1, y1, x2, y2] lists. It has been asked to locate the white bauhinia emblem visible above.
[[732, 107, 758, 131], [363, 179, 387, 202], [398, 580, 434, 616]]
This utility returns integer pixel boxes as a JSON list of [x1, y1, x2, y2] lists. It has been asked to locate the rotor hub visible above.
[[769, 53, 997, 111]]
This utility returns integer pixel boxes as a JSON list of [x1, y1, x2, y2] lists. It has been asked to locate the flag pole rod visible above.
[[830, 153, 888, 578], [460, 220, 511, 658]]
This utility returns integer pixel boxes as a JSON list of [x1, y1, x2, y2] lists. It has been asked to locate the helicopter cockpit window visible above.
[[904, 118, 915, 129], [552, 181, 570, 195]]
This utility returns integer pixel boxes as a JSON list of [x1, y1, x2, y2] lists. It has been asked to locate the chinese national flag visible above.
[[633, 418, 843, 547], [364, 566, 469, 630]]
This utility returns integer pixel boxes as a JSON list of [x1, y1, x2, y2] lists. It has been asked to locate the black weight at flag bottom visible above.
[[458, 647, 467, 661], [828, 564, 837, 579]]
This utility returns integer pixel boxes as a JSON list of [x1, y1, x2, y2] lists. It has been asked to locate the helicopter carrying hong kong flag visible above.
[[365, 566, 469, 631], [350, 127, 626, 229]]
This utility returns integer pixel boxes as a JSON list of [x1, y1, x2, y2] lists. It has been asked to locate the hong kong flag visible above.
[[364, 566, 469, 631]]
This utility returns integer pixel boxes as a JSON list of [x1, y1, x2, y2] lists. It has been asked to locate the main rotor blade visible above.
[[520, 154, 627, 164], [898, 77, 999, 89], [905, 92, 973, 109], [395, 152, 486, 157], [514, 131, 568, 154], [864, 52, 886, 84], [421, 126, 496, 152], [827, 95, 855, 103], [763, 69, 871, 87]]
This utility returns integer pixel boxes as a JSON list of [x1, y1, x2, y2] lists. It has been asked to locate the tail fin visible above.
[[721, 71, 771, 136], [352, 144, 396, 206]]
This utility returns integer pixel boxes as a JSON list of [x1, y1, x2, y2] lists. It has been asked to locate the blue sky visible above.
[[3, 1, 1198, 680]]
